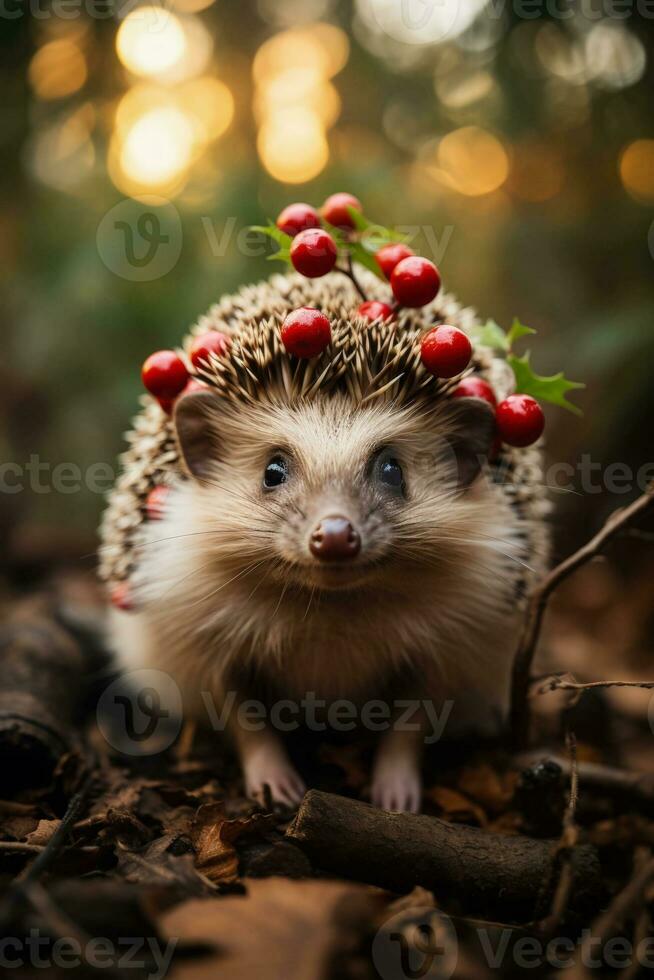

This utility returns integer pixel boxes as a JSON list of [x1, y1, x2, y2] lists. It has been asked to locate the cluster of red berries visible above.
[[141, 330, 230, 414], [452, 376, 545, 448], [276, 194, 441, 318]]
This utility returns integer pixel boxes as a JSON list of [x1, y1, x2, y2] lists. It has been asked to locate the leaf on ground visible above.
[[160, 877, 382, 980], [457, 765, 518, 816], [25, 818, 61, 847], [190, 803, 277, 884], [426, 786, 487, 827], [0, 800, 45, 841], [117, 835, 214, 898]]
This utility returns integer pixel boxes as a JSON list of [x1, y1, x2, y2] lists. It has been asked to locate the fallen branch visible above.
[[287, 790, 602, 923], [0, 598, 88, 793], [510, 484, 654, 747]]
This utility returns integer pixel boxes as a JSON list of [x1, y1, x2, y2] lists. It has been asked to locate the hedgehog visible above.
[[99, 267, 549, 813]]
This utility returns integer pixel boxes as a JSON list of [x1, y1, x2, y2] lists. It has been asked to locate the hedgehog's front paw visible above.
[[371, 747, 422, 814], [242, 740, 305, 809]]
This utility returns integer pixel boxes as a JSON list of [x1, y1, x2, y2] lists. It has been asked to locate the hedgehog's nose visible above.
[[310, 516, 361, 562]]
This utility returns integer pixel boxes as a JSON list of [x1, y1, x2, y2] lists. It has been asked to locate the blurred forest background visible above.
[[1, 1, 653, 692]]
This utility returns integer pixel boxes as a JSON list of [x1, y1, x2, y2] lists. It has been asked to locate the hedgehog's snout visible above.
[[309, 515, 361, 562]]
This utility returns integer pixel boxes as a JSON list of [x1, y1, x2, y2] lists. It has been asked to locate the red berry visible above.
[[357, 300, 395, 323], [391, 256, 441, 308], [110, 581, 134, 612], [281, 307, 331, 358], [276, 202, 321, 238], [190, 331, 230, 369], [157, 397, 174, 414], [145, 485, 169, 520], [420, 325, 472, 378], [142, 350, 189, 399], [496, 395, 545, 447], [290, 228, 337, 278], [321, 192, 362, 230], [452, 376, 497, 408], [376, 243, 415, 280]]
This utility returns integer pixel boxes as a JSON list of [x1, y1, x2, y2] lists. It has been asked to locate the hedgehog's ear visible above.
[[174, 391, 222, 480], [443, 397, 496, 488]]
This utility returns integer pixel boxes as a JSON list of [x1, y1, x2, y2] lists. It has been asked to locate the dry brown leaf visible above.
[[426, 786, 487, 826], [160, 877, 381, 980], [457, 764, 518, 815], [25, 818, 61, 847], [190, 803, 276, 884]]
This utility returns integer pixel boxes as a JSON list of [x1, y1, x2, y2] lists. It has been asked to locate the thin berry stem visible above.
[[337, 253, 367, 302]]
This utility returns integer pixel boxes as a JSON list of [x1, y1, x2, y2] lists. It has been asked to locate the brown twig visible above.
[[538, 729, 580, 934], [510, 484, 654, 747], [0, 842, 45, 855], [536, 676, 654, 696], [338, 253, 367, 301], [567, 847, 654, 979]]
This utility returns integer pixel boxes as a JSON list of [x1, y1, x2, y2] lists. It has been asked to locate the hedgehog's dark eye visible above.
[[263, 455, 289, 489], [373, 450, 406, 496]]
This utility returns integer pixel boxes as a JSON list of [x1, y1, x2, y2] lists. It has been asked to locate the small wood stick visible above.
[[510, 484, 654, 747]]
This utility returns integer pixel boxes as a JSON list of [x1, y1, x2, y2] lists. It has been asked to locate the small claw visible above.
[[243, 748, 305, 809], [371, 769, 422, 814]]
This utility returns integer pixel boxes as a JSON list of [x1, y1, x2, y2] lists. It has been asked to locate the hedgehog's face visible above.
[[174, 390, 495, 594]]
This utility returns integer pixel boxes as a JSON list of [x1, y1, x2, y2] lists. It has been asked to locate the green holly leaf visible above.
[[506, 317, 537, 347], [349, 239, 386, 279], [508, 352, 585, 415], [472, 319, 511, 352], [346, 207, 409, 249], [250, 223, 293, 263]]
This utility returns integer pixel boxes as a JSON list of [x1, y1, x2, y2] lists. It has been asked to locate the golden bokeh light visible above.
[[619, 140, 654, 204], [169, 0, 216, 11], [121, 107, 197, 184], [116, 8, 187, 78], [253, 23, 347, 183], [435, 70, 495, 111], [257, 107, 329, 184], [436, 127, 509, 196], [179, 78, 234, 139], [110, 75, 234, 200], [254, 67, 341, 128], [28, 40, 87, 100], [253, 23, 349, 82]]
